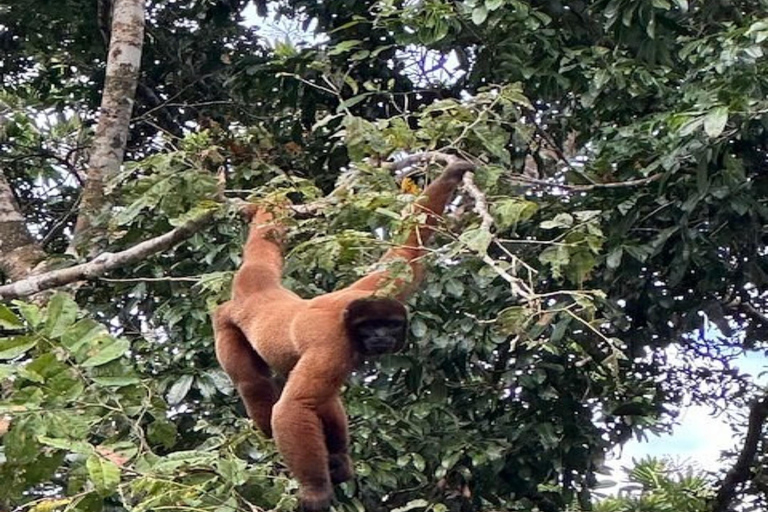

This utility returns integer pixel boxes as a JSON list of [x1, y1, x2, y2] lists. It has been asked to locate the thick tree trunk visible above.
[[69, 0, 146, 253], [0, 171, 46, 281]]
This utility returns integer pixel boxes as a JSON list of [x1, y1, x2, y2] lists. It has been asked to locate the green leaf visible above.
[[392, 500, 429, 512], [86, 454, 121, 494], [539, 245, 570, 279], [205, 368, 234, 395], [338, 93, 371, 112], [148, 419, 178, 449], [328, 39, 361, 56], [678, 116, 704, 136], [497, 306, 532, 335], [410, 317, 428, 338], [90, 376, 141, 387], [216, 457, 248, 486], [0, 336, 37, 360], [567, 249, 596, 285], [167, 374, 194, 405], [0, 364, 15, 379], [492, 198, 538, 230], [445, 279, 465, 297], [540, 213, 574, 230], [704, 106, 728, 138], [606, 248, 623, 269], [38, 436, 93, 454], [44, 293, 79, 338], [472, 6, 489, 25], [486, 0, 505, 10], [81, 338, 130, 367], [459, 228, 492, 253], [0, 305, 23, 329], [62, 319, 107, 354], [13, 301, 43, 328]]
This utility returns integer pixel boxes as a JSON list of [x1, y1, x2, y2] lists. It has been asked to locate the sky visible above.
[[608, 351, 768, 487]]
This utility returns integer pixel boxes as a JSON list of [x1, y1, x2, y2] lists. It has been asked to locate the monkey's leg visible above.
[[214, 308, 278, 436], [318, 397, 353, 484], [272, 353, 348, 511]]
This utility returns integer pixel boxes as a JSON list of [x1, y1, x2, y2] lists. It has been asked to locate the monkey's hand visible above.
[[441, 160, 476, 183], [240, 197, 292, 224]]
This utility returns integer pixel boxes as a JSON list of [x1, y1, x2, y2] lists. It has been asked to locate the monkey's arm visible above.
[[232, 206, 287, 298], [348, 160, 474, 297]]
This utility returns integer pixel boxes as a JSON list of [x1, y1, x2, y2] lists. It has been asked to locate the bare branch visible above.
[[712, 394, 768, 512], [98, 276, 201, 283], [383, 151, 462, 172], [461, 171, 533, 299], [383, 152, 662, 192], [462, 172, 494, 233], [510, 173, 662, 191], [0, 208, 215, 301]]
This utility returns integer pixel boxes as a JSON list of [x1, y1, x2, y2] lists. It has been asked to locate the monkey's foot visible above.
[[299, 487, 333, 512], [328, 453, 354, 484]]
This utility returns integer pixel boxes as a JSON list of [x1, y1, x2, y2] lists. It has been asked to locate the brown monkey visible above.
[[213, 158, 473, 511]]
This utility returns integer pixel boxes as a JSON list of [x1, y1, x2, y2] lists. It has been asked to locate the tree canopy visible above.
[[1, 1, 768, 511]]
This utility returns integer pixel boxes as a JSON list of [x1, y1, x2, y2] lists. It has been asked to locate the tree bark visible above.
[[0, 171, 46, 281], [69, 0, 146, 253], [711, 394, 768, 512]]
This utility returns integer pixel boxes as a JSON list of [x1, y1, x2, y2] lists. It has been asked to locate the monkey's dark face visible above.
[[344, 297, 408, 356], [351, 318, 407, 355]]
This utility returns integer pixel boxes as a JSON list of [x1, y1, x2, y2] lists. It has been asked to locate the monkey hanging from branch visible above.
[[213, 154, 475, 511]]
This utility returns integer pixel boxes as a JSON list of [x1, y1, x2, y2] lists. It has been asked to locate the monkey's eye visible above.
[[357, 319, 404, 331]]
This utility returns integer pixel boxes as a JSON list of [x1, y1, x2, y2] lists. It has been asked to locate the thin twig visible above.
[[98, 276, 202, 283], [510, 173, 662, 191]]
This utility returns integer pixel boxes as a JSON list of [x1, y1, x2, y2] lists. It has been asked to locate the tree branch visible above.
[[712, 394, 768, 512], [461, 171, 533, 299], [510, 173, 662, 191], [0, 208, 215, 301], [383, 151, 662, 192], [383, 151, 463, 172]]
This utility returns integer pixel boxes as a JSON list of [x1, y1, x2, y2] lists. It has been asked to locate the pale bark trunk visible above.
[[0, 171, 46, 281], [69, 0, 146, 253]]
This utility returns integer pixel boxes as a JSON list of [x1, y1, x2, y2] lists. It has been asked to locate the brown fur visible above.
[[213, 161, 473, 511]]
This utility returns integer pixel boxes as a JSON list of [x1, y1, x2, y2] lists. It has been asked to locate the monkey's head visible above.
[[344, 297, 408, 356]]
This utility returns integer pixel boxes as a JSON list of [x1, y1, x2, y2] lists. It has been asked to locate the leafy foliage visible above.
[[2, 0, 768, 511], [593, 458, 713, 512]]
